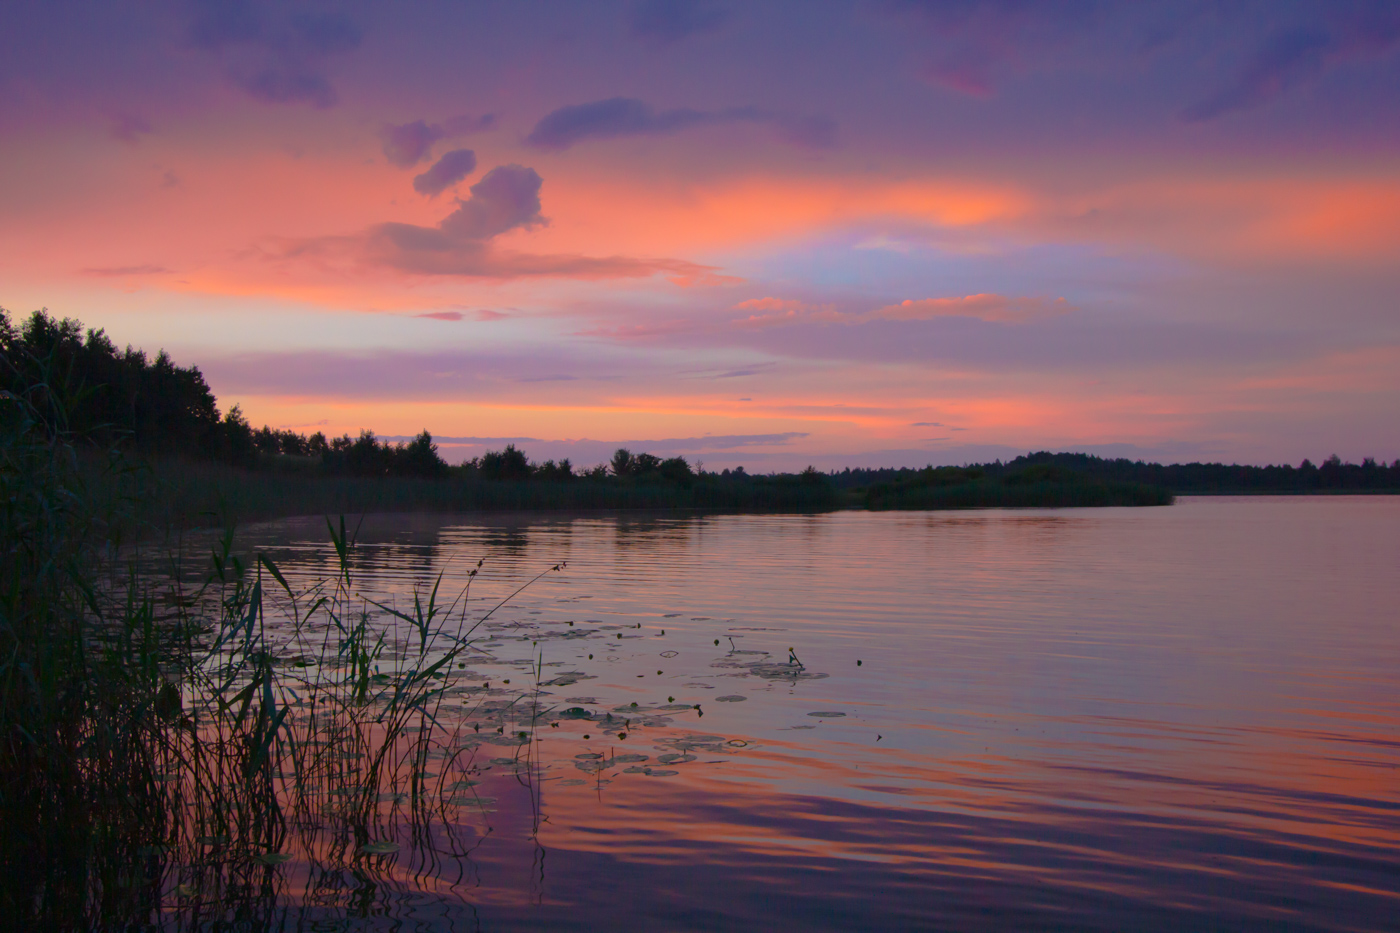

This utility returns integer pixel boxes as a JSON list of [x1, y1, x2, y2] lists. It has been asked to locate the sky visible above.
[[3, 0, 1399, 470]]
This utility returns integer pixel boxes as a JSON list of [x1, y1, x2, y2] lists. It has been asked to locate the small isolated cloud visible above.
[[910, 422, 942, 427], [524, 98, 835, 151], [733, 293, 1071, 328], [413, 149, 478, 196], [629, 0, 730, 43], [415, 311, 464, 321], [381, 120, 444, 167], [382, 115, 496, 167], [81, 264, 171, 277], [282, 164, 721, 282], [109, 113, 152, 143]]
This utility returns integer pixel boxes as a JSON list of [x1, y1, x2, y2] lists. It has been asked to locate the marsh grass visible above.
[[1, 378, 571, 928]]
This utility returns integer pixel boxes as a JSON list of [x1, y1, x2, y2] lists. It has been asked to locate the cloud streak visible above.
[[733, 294, 1071, 328], [525, 98, 834, 150]]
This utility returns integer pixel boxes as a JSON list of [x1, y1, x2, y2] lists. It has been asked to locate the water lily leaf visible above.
[[807, 711, 846, 718], [646, 769, 679, 777], [358, 841, 400, 855], [612, 754, 648, 763], [657, 753, 696, 764], [255, 852, 293, 866], [715, 695, 747, 702]]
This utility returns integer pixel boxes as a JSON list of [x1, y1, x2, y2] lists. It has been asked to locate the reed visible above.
[[1, 380, 571, 928]]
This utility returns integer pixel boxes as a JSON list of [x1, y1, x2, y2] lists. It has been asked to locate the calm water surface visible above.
[[224, 497, 1400, 931]]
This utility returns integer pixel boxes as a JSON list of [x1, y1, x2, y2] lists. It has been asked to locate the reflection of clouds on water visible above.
[[154, 501, 1400, 931]]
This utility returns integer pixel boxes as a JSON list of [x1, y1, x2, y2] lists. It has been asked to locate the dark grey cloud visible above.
[[186, 0, 360, 109], [525, 98, 835, 150], [381, 115, 497, 167], [629, 0, 730, 44], [413, 148, 478, 196]]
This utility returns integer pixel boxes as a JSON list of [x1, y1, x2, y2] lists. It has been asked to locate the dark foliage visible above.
[[863, 462, 1173, 510], [831, 451, 1400, 495]]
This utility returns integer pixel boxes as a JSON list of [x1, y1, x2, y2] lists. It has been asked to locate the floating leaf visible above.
[[358, 841, 400, 855], [255, 852, 293, 866], [646, 769, 679, 777], [613, 753, 648, 763], [807, 711, 846, 718], [716, 695, 747, 702], [657, 753, 696, 764]]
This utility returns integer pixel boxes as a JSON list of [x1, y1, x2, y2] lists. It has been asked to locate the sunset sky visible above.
[[3, 0, 1399, 469]]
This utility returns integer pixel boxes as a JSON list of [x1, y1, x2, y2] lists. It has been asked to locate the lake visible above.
[[210, 496, 1399, 931]]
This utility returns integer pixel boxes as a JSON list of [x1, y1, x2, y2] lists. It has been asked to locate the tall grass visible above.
[[1, 382, 570, 928]]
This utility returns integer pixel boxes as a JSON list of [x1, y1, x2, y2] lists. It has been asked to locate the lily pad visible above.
[[559, 707, 594, 720], [613, 753, 648, 763], [254, 852, 293, 866], [646, 769, 680, 777], [660, 650, 679, 658], [715, 695, 747, 702], [807, 711, 846, 718], [560, 779, 587, 786], [657, 753, 696, 764], [358, 841, 400, 855], [574, 752, 604, 760]]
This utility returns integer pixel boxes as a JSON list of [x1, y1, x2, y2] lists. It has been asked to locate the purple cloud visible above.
[[525, 98, 835, 150], [382, 120, 444, 167], [629, 0, 730, 44], [187, 1, 360, 109], [381, 115, 497, 167], [300, 164, 720, 281], [1182, 7, 1400, 122], [413, 149, 478, 196]]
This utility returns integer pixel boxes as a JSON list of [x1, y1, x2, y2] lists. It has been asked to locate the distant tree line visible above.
[[5, 309, 1393, 496], [0, 309, 828, 495], [831, 451, 1400, 494]]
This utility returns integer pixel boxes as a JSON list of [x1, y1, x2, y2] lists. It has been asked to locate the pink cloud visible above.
[[732, 294, 1071, 329], [871, 295, 1072, 323]]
